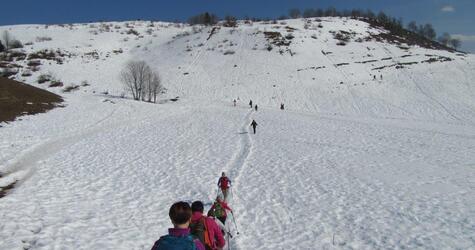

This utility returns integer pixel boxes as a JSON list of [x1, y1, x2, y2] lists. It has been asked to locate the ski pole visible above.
[[231, 211, 239, 235]]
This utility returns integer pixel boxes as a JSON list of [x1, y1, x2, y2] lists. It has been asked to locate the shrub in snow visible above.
[[337, 41, 347, 46], [36, 36, 52, 42], [21, 70, 32, 77], [63, 84, 79, 92], [1, 31, 23, 50], [223, 50, 235, 55], [37, 73, 52, 84], [285, 33, 295, 40], [49, 81, 64, 88], [29, 65, 40, 72], [126, 29, 139, 36], [27, 60, 41, 67], [1, 68, 18, 78]]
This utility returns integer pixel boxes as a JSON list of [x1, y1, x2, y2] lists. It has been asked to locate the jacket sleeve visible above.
[[223, 202, 232, 212], [194, 239, 205, 250], [217, 177, 221, 186], [208, 218, 225, 248]]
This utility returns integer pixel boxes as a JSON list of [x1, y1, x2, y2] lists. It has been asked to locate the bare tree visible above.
[[147, 72, 163, 103], [449, 38, 461, 50], [2, 31, 12, 50], [288, 8, 301, 19], [303, 8, 316, 18], [121, 60, 149, 100], [120, 60, 163, 102], [407, 21, 418, 33], [223, 15, 237, 27], [437, 32, 451, 46]]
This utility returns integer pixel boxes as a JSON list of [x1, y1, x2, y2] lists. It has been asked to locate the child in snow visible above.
[[151, 201, 205, 250]]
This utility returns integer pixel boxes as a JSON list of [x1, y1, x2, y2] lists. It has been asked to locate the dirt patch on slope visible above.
[[0, 77, 63, 123]]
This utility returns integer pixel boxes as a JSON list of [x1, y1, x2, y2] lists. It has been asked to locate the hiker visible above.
[[217, 172, 231, 201], [233, 99, 236, 107], [208, 195, 233, 225], [373, 75, 376, 80], [151, 201, 205, 250], [380, 74, 383, 80], [250, 120, 258, 134], [190, 201, 225, 250], [254, 105, 258, 111], [249, 100, 253, 108], [280, 103, 284, 110]]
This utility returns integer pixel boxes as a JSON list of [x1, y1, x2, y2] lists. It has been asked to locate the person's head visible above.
[[216, 194, 223, 202], [169, 201, 192, 228], [191, 201, 204, 213], [221, 172, 226, 177]]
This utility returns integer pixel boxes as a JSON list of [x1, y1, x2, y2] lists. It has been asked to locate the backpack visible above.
[[190, 217, 213, 250], [219, 177, 229, 189], [154, 234, 197, 250], [210, 202, 225, 218]]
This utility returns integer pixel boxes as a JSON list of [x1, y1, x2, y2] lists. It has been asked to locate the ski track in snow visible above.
[[222, 108, 253, 250]]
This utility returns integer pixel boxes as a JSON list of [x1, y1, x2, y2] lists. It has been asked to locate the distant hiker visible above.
[[380, 74, 383, 80], [208, 195, 233, 225], [280, 103, 284, 110], [218, 172, 231, 201], [250, 120, 258, 134], [190, 201, 225, 250], [254, 105, 258, 111], [373, 75, 376, 80], [233, 99, 236, 107], [249, 100, 253, 108], [151, 201, 205, 250]]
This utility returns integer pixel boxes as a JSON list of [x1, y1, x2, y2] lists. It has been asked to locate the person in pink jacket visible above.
[[190, 201, 226, 250]]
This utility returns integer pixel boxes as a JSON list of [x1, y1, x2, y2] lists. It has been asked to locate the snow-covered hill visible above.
[[1, 18, 474, 249], [2, 18, 475, 122]]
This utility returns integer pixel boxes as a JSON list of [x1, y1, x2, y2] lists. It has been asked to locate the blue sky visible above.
[[1, 0, 474, 52]]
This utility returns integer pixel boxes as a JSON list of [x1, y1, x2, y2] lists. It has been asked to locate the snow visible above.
[[1, 18, 475, 249]]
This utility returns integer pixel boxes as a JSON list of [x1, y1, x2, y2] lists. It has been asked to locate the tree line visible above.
[[286, 8, 461, 50], [186, 8, 461, 50]]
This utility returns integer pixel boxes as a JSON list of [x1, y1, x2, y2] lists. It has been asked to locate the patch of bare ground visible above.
[[0, 76, 63, 123]]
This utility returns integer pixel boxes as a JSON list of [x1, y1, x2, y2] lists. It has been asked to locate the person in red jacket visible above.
[[208, 195, 233, 225], [217, 172, 231, 201], [190, 201, 225, 250]]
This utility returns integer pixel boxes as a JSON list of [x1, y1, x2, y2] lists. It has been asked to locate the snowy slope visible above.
[[1, 18, 474, 249], [2, 18, 475, 123]]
